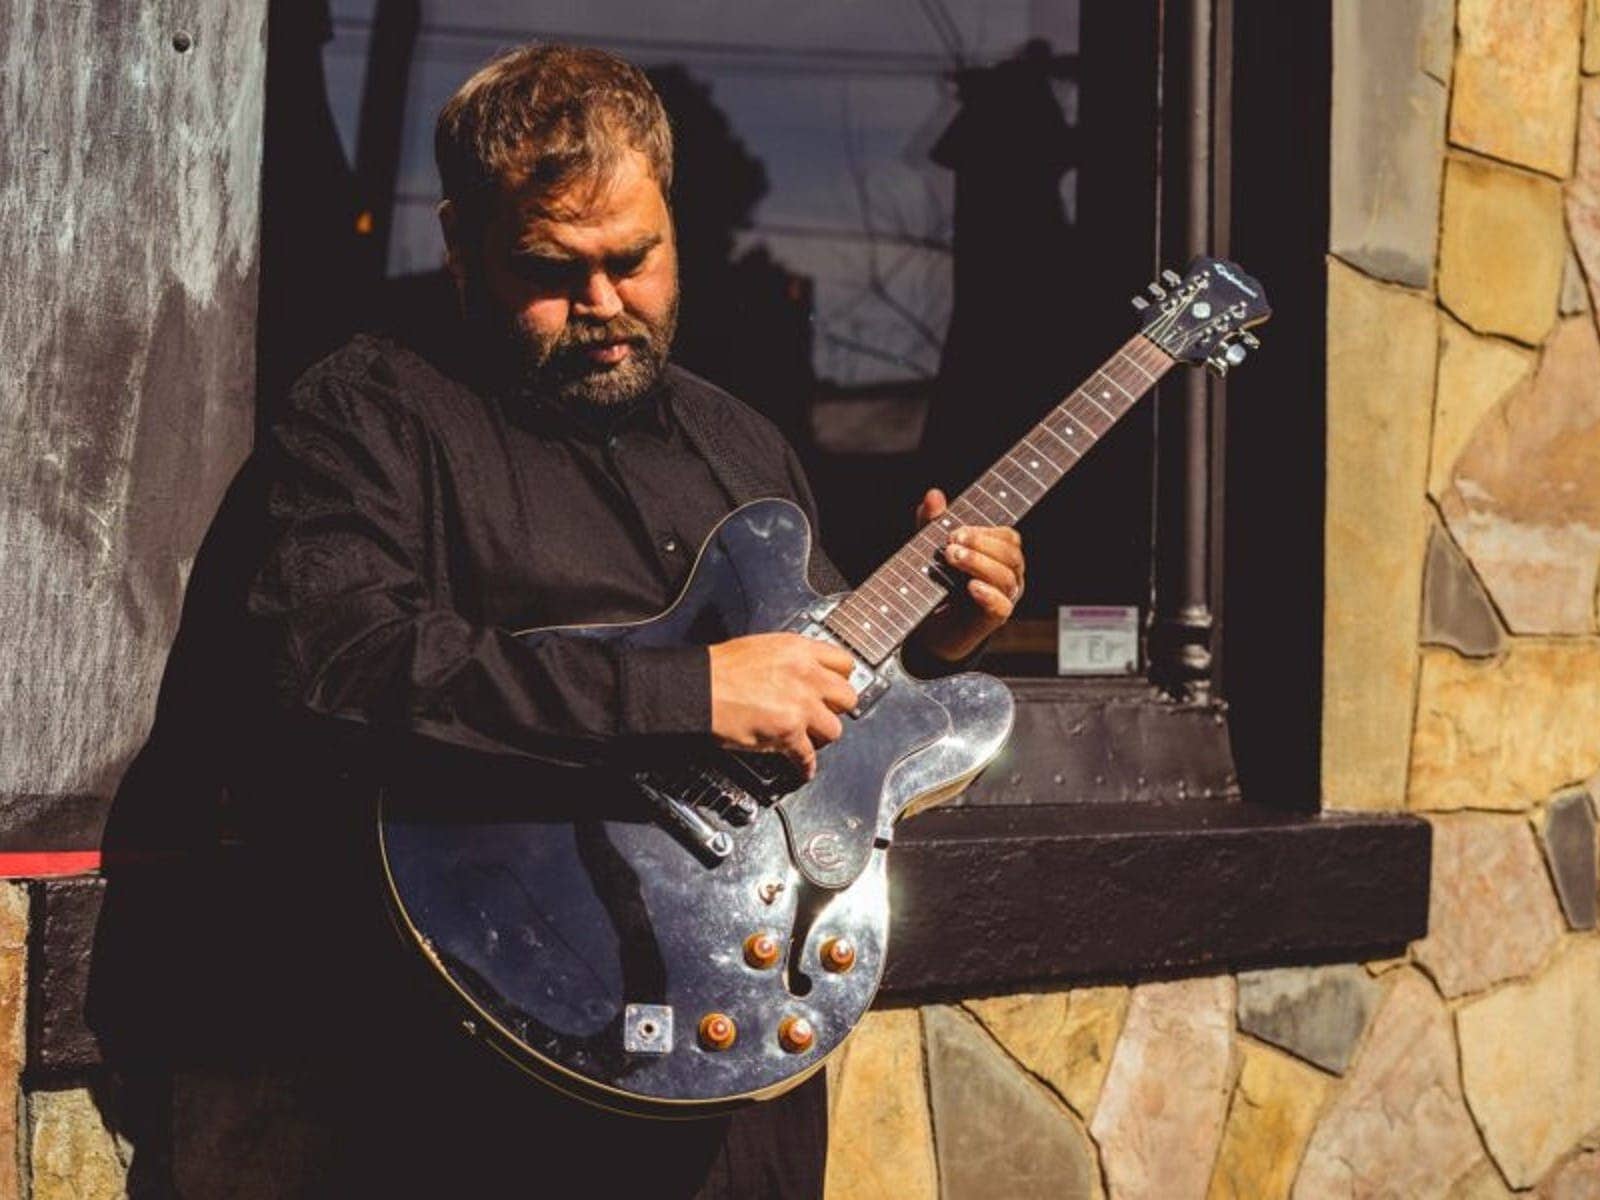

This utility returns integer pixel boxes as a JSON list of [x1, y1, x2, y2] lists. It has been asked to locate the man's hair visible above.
[[435, 44, 673, 240]]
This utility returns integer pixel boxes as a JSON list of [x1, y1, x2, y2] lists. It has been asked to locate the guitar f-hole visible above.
[[782, 881, 830, 998]]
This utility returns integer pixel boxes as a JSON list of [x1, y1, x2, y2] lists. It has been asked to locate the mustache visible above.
[[554, 316, 652, 351]]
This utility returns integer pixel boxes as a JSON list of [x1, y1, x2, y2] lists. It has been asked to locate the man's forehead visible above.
[[498, 153, 667, 245]]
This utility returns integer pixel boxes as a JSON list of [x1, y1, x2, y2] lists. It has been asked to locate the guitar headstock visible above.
[[1132, 257, 1271, 376]]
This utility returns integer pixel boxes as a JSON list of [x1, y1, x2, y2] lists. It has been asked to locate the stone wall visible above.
[[824, 2, 1600, 1197]]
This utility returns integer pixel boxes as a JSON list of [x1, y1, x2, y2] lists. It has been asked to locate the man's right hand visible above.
[[708, 633, 858, 779]]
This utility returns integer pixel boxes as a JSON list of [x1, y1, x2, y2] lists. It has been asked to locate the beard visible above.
[[469, 277, 679, 411]]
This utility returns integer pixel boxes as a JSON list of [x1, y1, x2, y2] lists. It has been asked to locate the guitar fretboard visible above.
[[823, 332, 1177, 664]]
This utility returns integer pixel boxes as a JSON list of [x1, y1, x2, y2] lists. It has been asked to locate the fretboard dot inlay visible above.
[[818, 336, 1173, 666]]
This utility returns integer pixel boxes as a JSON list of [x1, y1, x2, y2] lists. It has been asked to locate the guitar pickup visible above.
[[848, 668, 888, 718]]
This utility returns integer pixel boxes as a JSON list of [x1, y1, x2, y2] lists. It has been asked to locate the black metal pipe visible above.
[[1178, 0, 1216, 697]]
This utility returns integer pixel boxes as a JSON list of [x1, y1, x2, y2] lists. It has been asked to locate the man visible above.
[[249, 44, 1025, 1196]]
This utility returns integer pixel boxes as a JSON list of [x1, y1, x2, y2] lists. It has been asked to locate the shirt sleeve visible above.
[[247, 374, 710, 767]]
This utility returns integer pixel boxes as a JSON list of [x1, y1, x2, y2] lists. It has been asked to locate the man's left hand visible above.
[[912, 488, 1026, 662]]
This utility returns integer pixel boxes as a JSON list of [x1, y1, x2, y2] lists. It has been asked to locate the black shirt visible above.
[[242, 333, 849, 1198], [248, 333, 849, 768]]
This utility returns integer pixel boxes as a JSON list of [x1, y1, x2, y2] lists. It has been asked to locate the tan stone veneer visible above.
[[1457, 938, 1600, 1188], [824, 1010, 937, 1200], [1438, 155, 1567, 346], [963, 986, 1129, 1119], [1439, 316, 1600, 634], [1322, 259, 1437, 811], [1409, 642, 1600, 811], [1450, 0, 1583, 178]]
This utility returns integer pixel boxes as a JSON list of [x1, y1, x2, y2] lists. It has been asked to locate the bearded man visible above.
[[248, 44, 1025, 1196]]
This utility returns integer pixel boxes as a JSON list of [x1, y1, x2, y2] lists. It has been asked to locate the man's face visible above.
[[450, 148, 679, 408]]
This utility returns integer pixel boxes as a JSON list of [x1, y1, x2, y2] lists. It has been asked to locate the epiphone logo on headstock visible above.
[[1211, 262, 1259, 299]]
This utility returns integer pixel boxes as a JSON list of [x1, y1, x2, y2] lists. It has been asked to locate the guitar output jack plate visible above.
[[624, 1004, 674, 1054]]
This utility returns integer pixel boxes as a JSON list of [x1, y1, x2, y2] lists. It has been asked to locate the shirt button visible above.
[[662, 537, 679, 553]]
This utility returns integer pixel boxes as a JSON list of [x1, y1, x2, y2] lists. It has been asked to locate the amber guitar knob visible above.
[[778, 1015, 816, 1054], [820, 936, 856, 973], [699, 1012, 737, 1051], [744, 931, 782, 969]]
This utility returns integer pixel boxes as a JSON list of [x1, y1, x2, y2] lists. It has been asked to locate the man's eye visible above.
[[607, 252, 648, 278], [509, 256, 577, 287]]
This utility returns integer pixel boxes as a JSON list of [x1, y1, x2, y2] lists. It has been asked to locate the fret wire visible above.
[[877, 564, 941, 614], [879, 550, 942, 600], [986, 463, 1039, 508], [967, 479, 1019, 521], [1078, 389, 1115, 421], [832, 607, 893, 659], [1118, 349, 1155, 381], [1107, 361, 1150, 401], [830, 333, 1176, 663], [1037, 419, 1081, 456], [1095, 369, 1135, 404], [1085, 375, 1124, 413], [1001, 452, 1049, 492], [946, 498, 996, 540], [1016, 437, 1066, 478], [1065, 396, 1111, 434], [856, 574, 918, 631]]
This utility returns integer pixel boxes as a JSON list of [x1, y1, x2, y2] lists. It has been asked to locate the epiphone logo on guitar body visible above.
[[378, 257, 1272, 1117], [803, 830, 845, 873]]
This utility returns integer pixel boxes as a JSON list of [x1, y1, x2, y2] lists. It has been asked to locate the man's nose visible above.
[[572, 270, 624, 321]]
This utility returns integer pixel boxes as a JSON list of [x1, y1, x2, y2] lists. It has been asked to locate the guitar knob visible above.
[[778, 1015, 816, 1054], [744, 931, 783, 970], [820, 936, 856, 973], [699, 1012, 738, 1051]]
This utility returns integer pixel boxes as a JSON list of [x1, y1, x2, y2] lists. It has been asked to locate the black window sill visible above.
[[879, 800, 1430, 1003], [25, 798, 1429, 1076]]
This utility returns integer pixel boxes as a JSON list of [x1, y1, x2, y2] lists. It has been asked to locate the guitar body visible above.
[[379, 498, 1015, 1117], [378, 256, 1273, 1119]]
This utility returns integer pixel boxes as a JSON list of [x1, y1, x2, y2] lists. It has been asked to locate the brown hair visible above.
[[435, 44, 673, 240]]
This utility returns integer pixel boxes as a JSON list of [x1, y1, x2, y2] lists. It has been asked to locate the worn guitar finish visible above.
[[379, 257, 1271, 1117], [381, 499, 1014, 1115]]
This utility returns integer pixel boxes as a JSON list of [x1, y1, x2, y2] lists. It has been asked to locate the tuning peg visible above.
[[1147, 282, 1166, 300], [1223, 342, 1248, 367], [1241, 332, 1261, 349], [1131, 295, 1150, 312], [1161, 269, 1182, 288], [1206, 355, 1230, 379]]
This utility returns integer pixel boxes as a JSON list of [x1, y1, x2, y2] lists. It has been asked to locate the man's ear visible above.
[[438, 199, 467, 290]]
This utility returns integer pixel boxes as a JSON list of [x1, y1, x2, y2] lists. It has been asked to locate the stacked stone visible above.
[[826, 1, 1600, 1197]]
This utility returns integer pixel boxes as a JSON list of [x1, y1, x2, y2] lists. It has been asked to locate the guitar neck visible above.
[[823, 332, 1178, 663]]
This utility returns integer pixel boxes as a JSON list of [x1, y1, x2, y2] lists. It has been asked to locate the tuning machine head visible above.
[[1206, 337, 1250, 377]]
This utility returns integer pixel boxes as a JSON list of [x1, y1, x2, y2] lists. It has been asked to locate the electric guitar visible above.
[[379, 257, 1271, 1117]]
